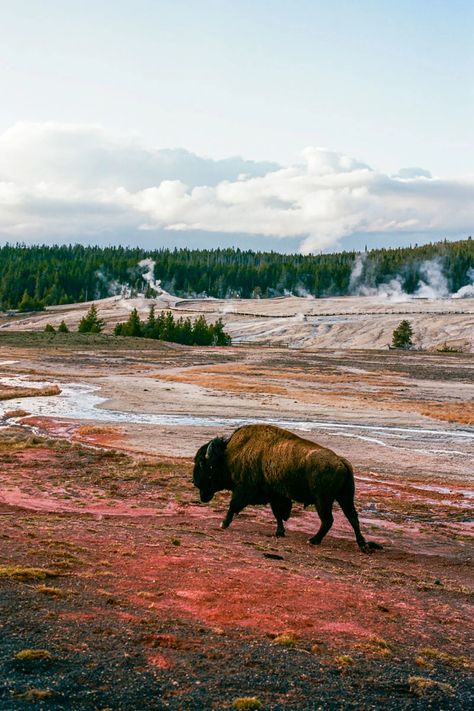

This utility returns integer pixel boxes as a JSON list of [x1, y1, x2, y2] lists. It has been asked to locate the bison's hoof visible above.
[[275, 530, 285, 538], [360, 541, 383, 554], [308, 536, 321, 546], [220, 520, 230, 529]]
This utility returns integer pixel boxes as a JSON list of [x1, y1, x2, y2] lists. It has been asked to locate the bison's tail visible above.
[[337, 457, 356, 504]]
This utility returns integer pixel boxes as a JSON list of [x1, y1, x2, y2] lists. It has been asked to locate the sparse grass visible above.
[[415, 655, 434, 670], [0, 565, 59, 582], [13, 688, 55, 700], [15, 649, 52, 661], [272, 632, 298, 647], [408, 676, 454, 697], [418, 647, 472, 669], [76, 425, 118, 436], [436, 343, 463, 353], [36, 585, 67, 597], [4, 408, 29, 418], [416, 401, 474, 426], [367, 635, 393, 657], [232, 698, 263, 710], [334, 654, 354, 668], [0, 384, 61, 401]]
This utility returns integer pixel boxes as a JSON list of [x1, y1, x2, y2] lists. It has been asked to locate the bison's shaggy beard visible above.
[[193, 436, 230, 502]]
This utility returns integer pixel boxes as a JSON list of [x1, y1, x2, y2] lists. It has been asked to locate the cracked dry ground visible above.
[[0, 429, 472, 710]]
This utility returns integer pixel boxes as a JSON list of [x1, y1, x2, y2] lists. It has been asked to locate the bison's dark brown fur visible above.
[[193, 424, 381, 552]]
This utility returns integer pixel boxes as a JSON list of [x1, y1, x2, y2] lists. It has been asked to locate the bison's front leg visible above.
[[221, 490, 248, 529]]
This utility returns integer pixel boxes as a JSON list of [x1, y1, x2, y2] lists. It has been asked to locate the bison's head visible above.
[[193, 436, 228, 503]]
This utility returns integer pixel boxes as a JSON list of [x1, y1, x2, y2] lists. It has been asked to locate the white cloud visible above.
[[0, 122, 473, 252]]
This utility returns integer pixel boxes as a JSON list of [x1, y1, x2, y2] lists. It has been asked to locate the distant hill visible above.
[[0, 237, 472, 310]]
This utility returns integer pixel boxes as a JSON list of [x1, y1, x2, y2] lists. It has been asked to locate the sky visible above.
[[0, 0, 473, 253]]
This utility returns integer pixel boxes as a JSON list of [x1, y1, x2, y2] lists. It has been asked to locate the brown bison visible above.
[[193, 424, 382, 552]]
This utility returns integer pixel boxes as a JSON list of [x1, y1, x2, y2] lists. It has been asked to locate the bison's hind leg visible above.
[[270, 496, 292, 537], [308, 498, 334, 546], [336, 492, 382, 553]]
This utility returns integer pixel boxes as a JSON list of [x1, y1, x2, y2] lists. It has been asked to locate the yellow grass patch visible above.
[[13, 688, 55, 701], [416, 402, 474, 426], [36, 585, 67, 597], [334, 654, 355, 668], [272, 631, 298, 647], [418, 647, 472, 669], [15, 649, 52, 661], [0, 565, 59, 582], [4, 408, 29, 418], [408, 676, 454, 697], [367, 635, 393, 657], [76, 425, 118, 436], [232, 698, 263, 710], [0, 384, 61, 401]]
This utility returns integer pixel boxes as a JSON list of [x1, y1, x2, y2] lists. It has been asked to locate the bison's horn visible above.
[[206, 438, 218, 459], [206, 435, 229, 459]]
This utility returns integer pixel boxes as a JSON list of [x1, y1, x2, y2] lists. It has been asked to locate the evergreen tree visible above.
[[144, 305, 157, 337], [78, 304, 105, 333], [160, 312, 176, 341], [44, 323, 56, 333], [57, 320, 69, 333], [113, 309, 231, 346], [392, 320, 413, 349], [192, 315, 213, 345], [180, 317, 193, 345], [211, 318, 232, 345], [120, 308, 143, 337], [18, 290, 45, 312], [0, 238, 472, 307]]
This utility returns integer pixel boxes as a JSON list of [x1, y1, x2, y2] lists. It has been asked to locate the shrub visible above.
[[232, 698, 262, 710], [15, 649, 52, 661]]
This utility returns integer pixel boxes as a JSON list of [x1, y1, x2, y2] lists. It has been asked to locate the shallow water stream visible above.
[[1, 376, 473, 466]]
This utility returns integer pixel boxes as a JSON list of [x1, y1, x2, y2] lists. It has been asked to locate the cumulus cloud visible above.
[[0, 122, 473, 252]]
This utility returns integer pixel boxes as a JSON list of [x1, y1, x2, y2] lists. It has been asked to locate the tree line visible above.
[[0, 238, 473, 310], [45, 304, 232, 346], [114, 306, 232, 345]]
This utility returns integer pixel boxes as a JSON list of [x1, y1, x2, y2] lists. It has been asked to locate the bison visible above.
[[193, 424, 382, 552]]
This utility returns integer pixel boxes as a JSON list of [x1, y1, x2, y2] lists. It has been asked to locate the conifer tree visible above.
[[18, 290, 45, 312], [192, 315, 213, 345], [392, 320, 413, 349], [78, 304, 105, 333], [144, 305, 156, 337], [211, 318, 232, 345]]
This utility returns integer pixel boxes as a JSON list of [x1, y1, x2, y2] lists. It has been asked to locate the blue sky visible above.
[[0, 1, 473, 252]]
